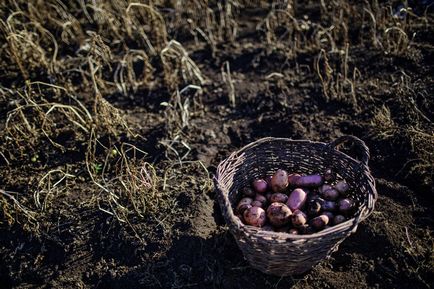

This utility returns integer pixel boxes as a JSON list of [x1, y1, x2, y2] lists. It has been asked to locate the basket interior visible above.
[[224, 139, 372, 219]]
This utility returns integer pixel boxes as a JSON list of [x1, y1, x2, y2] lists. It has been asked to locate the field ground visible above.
[[0, 1, 433, 288]]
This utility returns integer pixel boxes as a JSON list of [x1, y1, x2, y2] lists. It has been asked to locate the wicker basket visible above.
[[214, 135, 377, 276]]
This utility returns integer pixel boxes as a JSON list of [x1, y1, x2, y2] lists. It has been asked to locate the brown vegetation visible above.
[[0, 0, 432, 288]]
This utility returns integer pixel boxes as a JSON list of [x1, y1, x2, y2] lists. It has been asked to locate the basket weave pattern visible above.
[[215, 136, 377, 276]]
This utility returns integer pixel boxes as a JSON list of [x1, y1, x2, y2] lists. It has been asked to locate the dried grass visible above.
[[161, 40, 206, 90], [315, 44, 361, 109], [0, 0, 432, 242]]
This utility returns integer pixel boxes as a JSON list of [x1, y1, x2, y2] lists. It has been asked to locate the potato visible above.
[[271, 169, 289, 193], [266, 202, 292, 227], [310, 214, 329, 230], [288, 173, 301, 186], [251, 201, 263, 208], [319, 184, 333, 194], [321, 200, 337, 212], [255, 194, 268, 207], [294, 174, 324, 187], [241, 187, 255, 198], [243, 206, 266, 227], [287, 188, 307, 211], [333, 214, 346, 225], [252, 179, 268, 193], [335, 181, 349, 195], [270, 193, 289, 204], [288, 228, 299, 235], [339, 198, 354, 214], [322, 211, 334, 220], [291, 210, 307, 227], [321, 188, 339, 201], [307, 198, 323, 216], [323, 168, 335, 182], [236, 197, 253, 214], [238, 197, 253, 205], [299, 224, 315, 234], [265, 192, 273, 202], [265, 175, 273, 187]]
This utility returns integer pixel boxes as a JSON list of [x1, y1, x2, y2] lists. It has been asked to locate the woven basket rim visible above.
[[215, 136, 377, 241]]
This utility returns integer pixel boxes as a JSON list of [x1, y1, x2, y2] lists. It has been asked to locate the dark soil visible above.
[[1, 1, 433, 289]]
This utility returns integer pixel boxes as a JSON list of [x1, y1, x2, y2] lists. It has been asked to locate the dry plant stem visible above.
[[160, 136, 192, 164], [364, 7, 382, 49], [87, 55, 134, 137], [85, 134, 162, 229], [126, 3, 168, 55], [34, 170, 75, 211], [217, 1, 238, 42], [161, 40, 206, 89], [370, 106, 434, 183], [114, 49, 153, 95], [5, 95, 90, 153], [221, 61, 236, 108], [315, 49, 333, 101], [85, 129, 111, 194], [0, 151, 10, 165], [363, 1, 414, 55], [0, 189, 38, 224], [160, 85, 203, 163], [314, 44, 360, 111], [2, 10, 59, 77]]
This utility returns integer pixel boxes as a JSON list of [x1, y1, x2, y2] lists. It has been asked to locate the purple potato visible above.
[[294, 174, 324, 188], [265, 192, 273, 202], [307, 198, 323, 216], [321, 188, 339, 201], [322, 211, 334, 220], [299, 224, 315, 234], [319, 184, 333, 194], [236, 197, 253, 214], [266, 202, 292, 227], [243, 206, 266, 227], [321, 200, 337, 212], [333, 214, 346, 225], [265, 175, 273, 187], [241, 187, 255, 198], [270, 193, 289, 204], [339, 198, 355, 214], [335, 181, 349, 195], [287, 188, 307, 211], [288, 173, 301, 186], [252, 179, 268, 193], [251, 200, 263, 208], [271, 169, 289, 193], [310, 214, 330, 230], [291, 210, 307, 227], [255, 194, 268, 207]]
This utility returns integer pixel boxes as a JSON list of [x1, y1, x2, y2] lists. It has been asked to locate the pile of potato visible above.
[[235, 169, 356, 234]]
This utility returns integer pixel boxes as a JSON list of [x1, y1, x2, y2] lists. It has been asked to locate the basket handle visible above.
[[327, 135, 370, 166]]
